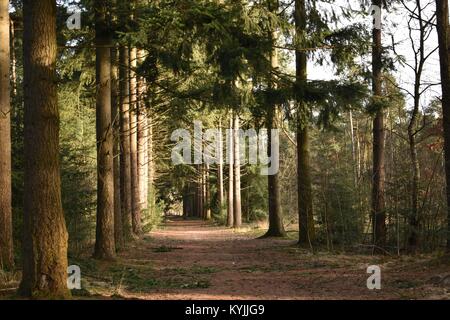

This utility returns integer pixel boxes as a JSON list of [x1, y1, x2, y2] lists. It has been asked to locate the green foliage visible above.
[[142, 189, 165, 233], [59, 82, 97, 254], [242, 165, 268, 223]]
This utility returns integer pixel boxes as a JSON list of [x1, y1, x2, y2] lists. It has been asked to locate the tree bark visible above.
[[227, 115, 234, 227], [371, 0, 386, 249], [137, 49, 149, 220], [0, 0, 13, 271], [206, 163, 211, 219], [295, 0, 315, 244], [19, 0, 69, 298], [94, 0, 116, 260], [10, 18, 16, 98], [264, 8, 286, 237], [111, 47, 123, 250], [197, 164, 203, 217], [265, 109, 286, 237], [193, 176, 198, 216], [202, 164, 206, 219], [407, 109, 420, 252], [349, 111, 358, 187], [233, 113, 242, 228], [148, 120, 155, 214], [218, 122, 225, 217], [129, 47, 141, 235], [119, 45, 133, 240], [436, 0, 450, 252]]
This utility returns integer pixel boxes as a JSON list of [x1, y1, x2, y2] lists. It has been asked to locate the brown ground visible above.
[[78, 217, 450, 300], [2, 217, 450, 300]]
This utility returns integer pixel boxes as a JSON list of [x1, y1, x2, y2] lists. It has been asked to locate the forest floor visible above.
[[2, 216, 450, 300], [73, 216, 450, 300]]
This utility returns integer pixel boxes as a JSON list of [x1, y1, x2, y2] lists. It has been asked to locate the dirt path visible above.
[[79, 217, 450, 300]]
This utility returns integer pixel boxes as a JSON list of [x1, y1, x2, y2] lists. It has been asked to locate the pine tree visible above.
[[93, 0, 116, 260], [137, 49, 149, 221], [295, 0, 315, 244], [0, 0, 13, 271], [130, 46, 141, 235], [227, 114, 234, 227], [19, 0, 69, 298], [218, 121, 225, 217], [111, 47, 124, 250], [371, 0, 386, 249], [233, 113, 242, 228], [264, 0, 286, 237]]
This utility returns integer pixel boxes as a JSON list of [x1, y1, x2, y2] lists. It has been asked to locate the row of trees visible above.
[[93, 0, 153, 259], [0, 0, 155, 297], [0, 0, 449, 298]]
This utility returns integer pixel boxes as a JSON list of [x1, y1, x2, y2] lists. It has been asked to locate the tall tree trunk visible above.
[[436, 0, 450, 252], [407, 109, 420, 252], [0, 0, 13, 271], [148, 120, 155, 214], [355, 119, 361, 180], [233, 113, 242, 228], [137, 49, 148, 220], [265, 7, 286, 237], [227, 115, 234, 227], [295, 0, 315, 244], [119, 45, 132, 240], [218, 122, 225, 216], [349, 111, 358, 187], [198, 166, 202, 218], [193, 176, 198, 216], [202, 164, 206, 219], [19, 0, 69, 297], [9, 17, 17, 119], [265, 109, 286, 237], [206, 163, 211, 219], [197, 164, 203, 217], [371, 0, 386, 248], [129, 47, 141, 235], [10, 19, 16, 98], [143, 120, 149, 208], [201, 165, 205, 218], [94, 0, 116, 260], [111, 47, 123, 250]]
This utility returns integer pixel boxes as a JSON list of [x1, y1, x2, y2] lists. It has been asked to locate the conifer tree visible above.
[[0, 0, 13, 271], [19, 0, 69, 298], [94, 0, 116, 260]]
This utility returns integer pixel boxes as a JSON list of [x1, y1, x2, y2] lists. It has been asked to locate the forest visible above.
[[0, 0, 450, 301]]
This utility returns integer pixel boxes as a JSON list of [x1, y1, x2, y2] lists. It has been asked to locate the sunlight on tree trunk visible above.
[[233, 113, 242, 228], [227, 112, 234, 227], [119, 45, 133, 241], [19, 0, 69, 298], [111, 47, 124, 251], [0, 0, 13, 271], [130, 47, 141, 235], [94, 0, 116, 260], [137, 49, 149, 221]]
